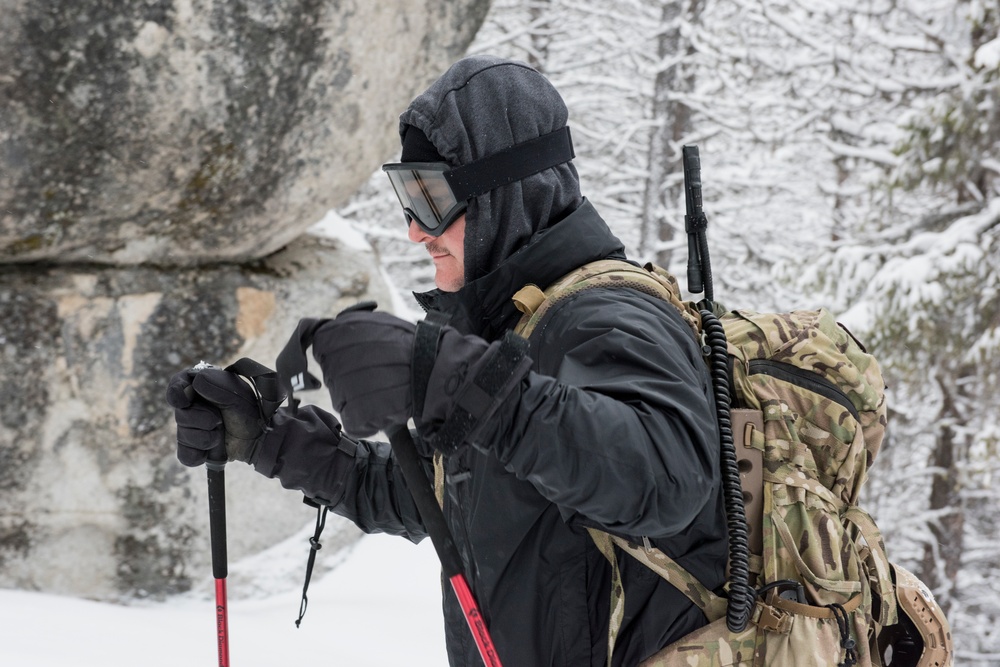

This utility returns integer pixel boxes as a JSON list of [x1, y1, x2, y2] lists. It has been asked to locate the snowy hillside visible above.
[[0, 533, 447, 666]]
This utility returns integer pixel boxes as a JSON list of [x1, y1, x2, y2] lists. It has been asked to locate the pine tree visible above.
[[877, 1, 1000, 642], [805, 1, 1000, 654]]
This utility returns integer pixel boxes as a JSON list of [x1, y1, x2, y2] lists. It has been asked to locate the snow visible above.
[[975, 36, 1000, 69], [308, 209, 374, 252], [0, 533, 448, 667], [380, 265, 425, 323]]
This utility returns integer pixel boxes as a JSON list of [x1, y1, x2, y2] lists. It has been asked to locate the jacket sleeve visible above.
[[475, 288, 720, 539], [253, 405, 429, 543]]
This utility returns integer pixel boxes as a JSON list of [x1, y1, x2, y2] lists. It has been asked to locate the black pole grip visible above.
[[385, 425, 465, 578], [207, 463, 228, 580]]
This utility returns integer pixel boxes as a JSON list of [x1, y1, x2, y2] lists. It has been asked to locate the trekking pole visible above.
[[183, 379, 231, 666], [206, 454, 230, 667], [385, 424, 503, 667], [184, 359, 283, 664]]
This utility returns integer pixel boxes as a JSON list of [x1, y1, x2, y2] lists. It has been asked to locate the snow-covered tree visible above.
[[803, 1, 1000, 658]]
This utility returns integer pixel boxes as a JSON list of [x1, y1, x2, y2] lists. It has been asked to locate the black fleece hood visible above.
[[399, 56, 583, 284]]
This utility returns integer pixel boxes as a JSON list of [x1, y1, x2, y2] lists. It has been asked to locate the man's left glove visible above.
[[166, 367, 275, 467], [310, 310, 419, 438]]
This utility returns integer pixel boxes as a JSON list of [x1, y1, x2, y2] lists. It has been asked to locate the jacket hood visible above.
[[399, 56, 583, 284]]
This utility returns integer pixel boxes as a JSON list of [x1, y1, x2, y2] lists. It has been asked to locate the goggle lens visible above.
[[382, 163, 466, 236]]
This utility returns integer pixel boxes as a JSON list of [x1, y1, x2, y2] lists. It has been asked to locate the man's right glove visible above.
[[166, 366, 276, 467], [309, 307, 532, 452]]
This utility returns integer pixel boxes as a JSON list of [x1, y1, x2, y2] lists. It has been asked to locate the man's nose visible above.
[[408, 219, 432, 243]]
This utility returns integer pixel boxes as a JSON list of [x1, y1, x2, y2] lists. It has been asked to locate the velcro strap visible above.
[[430, 331, 531, 453], [411, 312, 448, 419], [454, 379, 494, 418], [474, 331, 530, 399], [225, 357, 286, 416], [275, 317, 330, 413]]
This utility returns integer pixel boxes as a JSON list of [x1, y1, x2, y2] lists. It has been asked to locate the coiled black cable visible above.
[[684, 143, 751, 631], [699, 306, 754, 632]]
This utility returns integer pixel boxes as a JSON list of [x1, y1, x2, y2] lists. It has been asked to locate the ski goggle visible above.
[[382, 126, 576, 237], [381, 163, 467, 236]]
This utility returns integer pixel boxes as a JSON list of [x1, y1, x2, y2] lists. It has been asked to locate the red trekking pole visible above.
[[206, 458, 231, 667], [186, 358, 283, 666], [385, 424, 504, 667]]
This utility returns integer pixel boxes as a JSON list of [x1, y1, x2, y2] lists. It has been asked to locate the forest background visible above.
[[335, 0, 1000, 662]]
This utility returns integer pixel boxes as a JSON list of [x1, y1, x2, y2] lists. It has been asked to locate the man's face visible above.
[[408, 214, 466, 292]]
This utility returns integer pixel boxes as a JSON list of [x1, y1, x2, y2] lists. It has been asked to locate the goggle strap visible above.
[[445, 126, 575, 201]]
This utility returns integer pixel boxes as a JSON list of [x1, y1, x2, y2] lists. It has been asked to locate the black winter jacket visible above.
[[256, 201, 728, 666]]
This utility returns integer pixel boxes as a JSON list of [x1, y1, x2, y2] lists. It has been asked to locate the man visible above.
[[168, 55, 727, 666]]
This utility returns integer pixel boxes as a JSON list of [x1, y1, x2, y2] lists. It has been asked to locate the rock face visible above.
[[0, 0, 489, 265], [0, 230, 397, 599], [0, 0, 490, 599]]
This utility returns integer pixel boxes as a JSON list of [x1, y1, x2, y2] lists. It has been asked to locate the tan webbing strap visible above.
[[844, 506, 898, 626], [513, 259, 702, 342], [587, 529, 626, 667], [589, 527, 729, 663], [433, 451, 445, 508], [607, 534, 728, 622], [770, 512, 862, 596], [765, 587, 864, 618]]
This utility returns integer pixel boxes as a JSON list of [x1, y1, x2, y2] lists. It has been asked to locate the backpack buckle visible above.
[[753, 601, 792, 634]]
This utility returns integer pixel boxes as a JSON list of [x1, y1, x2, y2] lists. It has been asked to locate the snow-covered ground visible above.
[[0, 533, 448, 666]]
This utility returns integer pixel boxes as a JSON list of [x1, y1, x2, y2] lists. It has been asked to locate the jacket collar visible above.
[[413, 199, 627, 339]]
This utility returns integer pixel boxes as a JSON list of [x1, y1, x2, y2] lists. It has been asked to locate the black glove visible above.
[[310, 307, 532, 449], [311, 310, 418, 438], [166, 366, 274, 466]]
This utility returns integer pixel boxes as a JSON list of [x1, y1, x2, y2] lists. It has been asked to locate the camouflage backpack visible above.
[[510, 258, 953, 667]]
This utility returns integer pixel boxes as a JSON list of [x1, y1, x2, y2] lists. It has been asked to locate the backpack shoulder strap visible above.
[[590, 529, 728, 621], [588, 528, 728, 667], [513, 259, 701, 341]]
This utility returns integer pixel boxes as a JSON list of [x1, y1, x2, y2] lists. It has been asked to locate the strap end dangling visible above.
[[294, 505, 329, 628]]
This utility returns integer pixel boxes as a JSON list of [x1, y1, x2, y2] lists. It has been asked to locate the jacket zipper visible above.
[[747, 359, 861, 422]]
